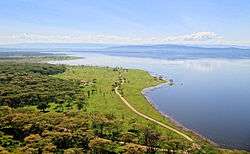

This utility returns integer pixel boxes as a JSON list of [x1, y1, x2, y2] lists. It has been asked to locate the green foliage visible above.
[[123, 143, 147, 154], [0, 106, 207, 153], [0, 62, 66, 75], [0, 51, 80, 63], [139, 125, 161, 149], [91, 113, 123, 141], [0, 107, 165, 153], [0, 132, 20, 150], [120, 132, 138, 143], [0, 62, 83, 109], [37, 102, 50, 112], [0, 62, 247, 153], [89, 138, 123, 153]]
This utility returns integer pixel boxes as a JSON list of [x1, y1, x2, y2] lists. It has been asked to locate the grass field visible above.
[[52, 66, 250, 153], [53, 66, 206, 144]]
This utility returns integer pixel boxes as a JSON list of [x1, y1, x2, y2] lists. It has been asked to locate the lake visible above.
[[51, 50, 250, 151]]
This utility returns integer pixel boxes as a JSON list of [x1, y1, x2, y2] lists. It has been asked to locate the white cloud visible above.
[[181, 32, 223, 42], [156, 32, 223, 43], [0, 32, 223, 44]]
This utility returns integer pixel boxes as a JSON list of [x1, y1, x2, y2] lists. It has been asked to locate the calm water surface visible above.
[[51, 52, 250, 150]]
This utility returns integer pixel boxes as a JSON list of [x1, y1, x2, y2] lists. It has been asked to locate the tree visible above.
[[92, 79, 97, 83], [123, 143, 146, 154], [76, 101, 84, 111], [140, 126, 161, 153], [64, 148, 84, 154], [37, 102, 49, 112], [120, 132, 138, 143], [55, 99, 64, 112], [89, 138, 122, 153], [76, 97, 86, 111], [0, 146, 10, 154], [87, 91, 91, 97], [0, 132, 20, 150], [91, 116, 108, 137], [24, 134, 41, 143]]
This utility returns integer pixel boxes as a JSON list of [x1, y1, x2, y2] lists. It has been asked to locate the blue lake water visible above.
[[51, 51, 250, 151]]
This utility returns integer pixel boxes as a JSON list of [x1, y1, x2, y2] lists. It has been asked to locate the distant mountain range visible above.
[[0, 43, 114, 51], [102, 44, 250, 59], [107, 44, 250, 50], [1, 43, 250, 59], [0, 43, 249, 50]]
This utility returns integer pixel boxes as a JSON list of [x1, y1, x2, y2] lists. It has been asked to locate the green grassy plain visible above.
[[54, 66, 250, 154], [54, 66, 205, 144]]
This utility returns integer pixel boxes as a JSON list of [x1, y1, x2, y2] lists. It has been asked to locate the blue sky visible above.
[[0, 0, 249, 45]]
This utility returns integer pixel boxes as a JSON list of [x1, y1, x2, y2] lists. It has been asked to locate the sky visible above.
[[0, 0, 250, 45]]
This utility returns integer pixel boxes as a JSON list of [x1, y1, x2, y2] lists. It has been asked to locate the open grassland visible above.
[[54, 66, 207, 144], [54, 66, 249, 154]]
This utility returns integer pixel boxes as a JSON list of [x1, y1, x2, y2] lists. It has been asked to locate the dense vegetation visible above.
[[0, 61, 248, 153], [0, 106, 180, 153], [0, 63, 84, 112], [0, 51, 55, 57], [0, 51, 80, 63]]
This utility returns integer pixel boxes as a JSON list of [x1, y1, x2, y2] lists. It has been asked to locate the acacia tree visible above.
[[37, 102, 49, 112], [140, 126, 161, 153], [55, 99, 64, 112], [76, 98, 86, 111]]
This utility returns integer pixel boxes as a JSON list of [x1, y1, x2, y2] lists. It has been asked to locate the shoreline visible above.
[[141, 80, 218, 146], [48, 59, 237, 150]]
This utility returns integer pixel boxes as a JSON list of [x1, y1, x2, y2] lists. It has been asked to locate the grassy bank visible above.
[[54, 66, 249, 153], [55, 66, 202, 140], [54, 67, 202, 147], [0, 61, 248, 153]]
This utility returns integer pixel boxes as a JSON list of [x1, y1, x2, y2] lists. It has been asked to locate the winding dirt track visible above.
[[115, 85, 194, 142]]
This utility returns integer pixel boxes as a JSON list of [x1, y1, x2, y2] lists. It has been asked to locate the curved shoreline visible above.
[[50, 58, 219, 148], [116, 80, 194, 142], [141, 81, 218, 146]]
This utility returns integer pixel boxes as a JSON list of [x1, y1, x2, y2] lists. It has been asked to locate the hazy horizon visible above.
[[0, 42, 250, 49], [0, 1, 250, 45]]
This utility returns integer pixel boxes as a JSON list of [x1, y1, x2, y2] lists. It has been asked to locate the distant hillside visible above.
[[102, 44, 250, 59], [107, 44, 250, 51], [1, 43, 250, 59], [0, 43, 114, 51]]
